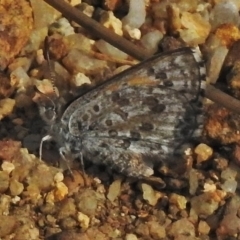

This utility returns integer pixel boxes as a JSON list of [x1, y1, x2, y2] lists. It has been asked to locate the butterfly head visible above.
[[38, 92, 58, 125]]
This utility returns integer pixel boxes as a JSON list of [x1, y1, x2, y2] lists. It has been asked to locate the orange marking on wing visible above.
[[105, 77, 157, 92], [127, 77, 157, 86], [105, 82, 121, 92]]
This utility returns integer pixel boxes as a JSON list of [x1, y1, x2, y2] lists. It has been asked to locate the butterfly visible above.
[[38, 46, 206, 178]]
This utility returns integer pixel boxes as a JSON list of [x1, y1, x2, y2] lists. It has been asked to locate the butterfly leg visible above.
[[39, 134, 53, 161], [59, 147, 74, 176]]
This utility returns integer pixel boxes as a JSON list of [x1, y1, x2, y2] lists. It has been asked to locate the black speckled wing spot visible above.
[[48, 47, 206, 177]]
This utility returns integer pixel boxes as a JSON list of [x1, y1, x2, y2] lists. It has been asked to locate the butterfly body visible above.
[[43, 47, 206, 177]]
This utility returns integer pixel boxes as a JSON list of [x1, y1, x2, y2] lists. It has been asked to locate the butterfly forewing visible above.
[[58, 48, 205, 177]]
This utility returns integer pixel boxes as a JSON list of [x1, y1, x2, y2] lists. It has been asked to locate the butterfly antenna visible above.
[[44, 37, 58, 97]]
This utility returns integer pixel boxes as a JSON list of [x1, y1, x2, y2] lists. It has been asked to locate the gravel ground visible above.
[[1, 0, 240, 239]]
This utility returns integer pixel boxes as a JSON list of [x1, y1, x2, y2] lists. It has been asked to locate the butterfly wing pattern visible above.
[[50, 47, 206, 177]]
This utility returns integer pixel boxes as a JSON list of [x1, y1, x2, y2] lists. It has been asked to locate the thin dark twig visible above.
[[44, 0, 152, 60], [44, 0, 240, 115], [205, 85, 240, 113]]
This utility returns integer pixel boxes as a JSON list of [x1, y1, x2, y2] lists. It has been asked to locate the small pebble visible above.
[[100, 11, 123, 36], [180, 12, 211, 45], [77, 3, 94, 18], [0, 215, 17, 238], [107, 178, 122, 202], [77, 212, 90, 229], [169, 193, 187, 210], [9, 179, 24, 196], [194, 143, 213, 163], [221, 165, 237, 180], [11, 196, 21, 204], [210, 1, 240, 30], [95, 40, 128, 59], [0, 98, 16, 120], [71, 72, 91, 87], [141, 183, 162, 206], [50, 17, 75, 36], [203, 183, 217, 192], [191, 192, 221, 216], [140, 30, 163, 54], [53, 182, 68, 201], [54, 172, 64, 183], [1, 161, 15, 174], [122, 0, 146, 29], [169, 218, 195, 238], [62, 49, 109, 75], [75, 189, 99, 216], [198, 220, 211, 235], [125, 233, 138, 240], [221, 179, 237, 193], [148, 221, 166, 239]]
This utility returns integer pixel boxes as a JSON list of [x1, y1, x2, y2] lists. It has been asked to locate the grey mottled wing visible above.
[[60, 48, 205, 177], [79, 87, 201, 177]]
